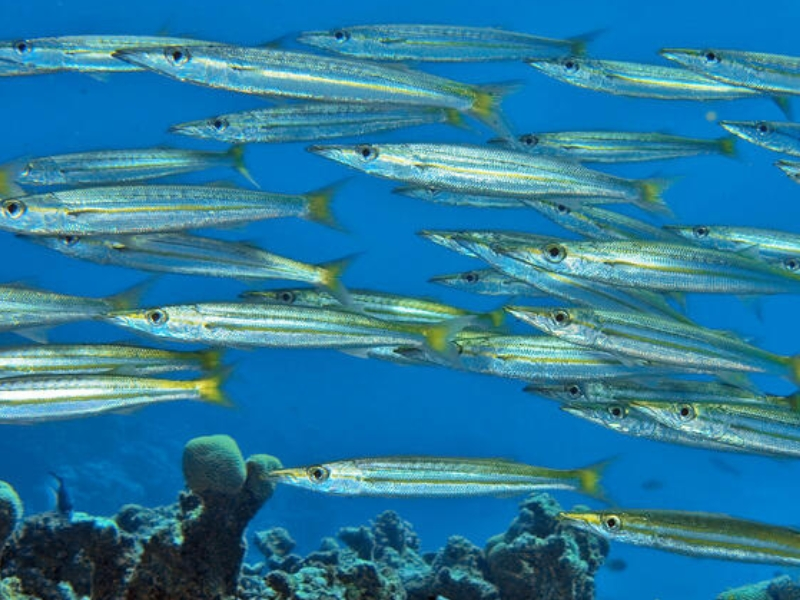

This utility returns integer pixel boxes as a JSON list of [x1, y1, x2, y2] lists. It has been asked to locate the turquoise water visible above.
[[1, 1, 799, 598]]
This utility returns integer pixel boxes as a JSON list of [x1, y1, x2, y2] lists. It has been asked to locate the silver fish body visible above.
[[429, 269, 543, 296], [664, 224, 800, 266]]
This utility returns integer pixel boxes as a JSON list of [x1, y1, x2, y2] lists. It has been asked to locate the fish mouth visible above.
[[556, 511, 600, 526], [717, 121, 748, 136], [658, 48, 694, 62], [306, 144, 337, 157]]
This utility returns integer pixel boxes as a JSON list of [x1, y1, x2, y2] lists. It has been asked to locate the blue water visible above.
[[1, 1, 799, 598]]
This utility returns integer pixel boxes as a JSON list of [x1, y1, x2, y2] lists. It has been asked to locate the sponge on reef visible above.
[[0, 481, 22, 547], [182, 434, 246, 497], [243, 454, 283, 505]]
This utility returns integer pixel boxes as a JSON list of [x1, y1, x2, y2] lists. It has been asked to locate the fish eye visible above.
[[454, 342, 464, 355], [604, 514, 621, 531], [563, 59, 579, 72], [520, 134, 539, 147], [693, 225, 709, 238], [566, 384, 583, 399], [145, 309, 168, 326], [704, 51, 720, 64], [677, 404, 695, 421], [552, 309, 571, 326], [462, 271, 480, 284], [211, 117, 229, 132], [278, 291, 296, 304], [307, 465, 330, 483], [556, 204, 570, 214], [19, 163, 32, 178], [13, 40, 31, 55], [61, 235, 79, 246], [783, 257, 800, 272], [2, 199, 26, 219], [332, 29, 351, 42], [607, 404, 626, 419], [543, 243, 566, 263], [756, 122, 772, 135], [356, 144, 378, 161], [165, 47, 191, 66]]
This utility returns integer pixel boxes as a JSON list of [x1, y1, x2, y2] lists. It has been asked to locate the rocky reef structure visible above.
[[0, 435, 615, 599], [716, 576, 800, 600]]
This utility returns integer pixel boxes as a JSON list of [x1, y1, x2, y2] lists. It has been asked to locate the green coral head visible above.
[[182, 434, 246, 497]]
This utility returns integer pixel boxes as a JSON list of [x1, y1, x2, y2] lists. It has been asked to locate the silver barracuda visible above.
[[113, 44, 513, 133], [297, 24, 587, 63], [5, 146, 253, 188], [506, 306, 800, 381], [0, 35, 216, 76], [559, 509, 800, 566], [169, 103, 462, 144], [0, 372, 228, 424], [559, 400, 745, 452], [309, 143, 671, 214], [268, 455, 608, 499], [526, 379, 797, 411], [0, 184, 338, 236], [526, 56, 766, 100], [0, 283, 141, 335], [0, 344, 220, 378], [497, 238, 800, 294], [424, 230, 689, 321], [663, 224, 800, 267], [394, 186, 527, 209], [719, 120, 800, 156], [27, 233, 350, 297], [429, 269, 543, 297], [777, 160, 800, 184], [660, 48, 800, 96], [632, 400, 800, 458], [109, 302, 460, 353], [507, 130, 736, 162], [241, 287, 504, 327]]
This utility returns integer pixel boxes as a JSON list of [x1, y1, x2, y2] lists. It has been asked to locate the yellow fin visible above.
[[469, 82, 521, 137], [420, 316, 474, 357], [227, 145, 259, 188], [577, 457, 614, 502], [305, 180, 348, 231], [200, 348, 224, 372], [317, 254, 357, 305], [717, 136, 738, 159], [107, 279, 154, 313], [637, 178, 675, 217], [197, 369, 235, 408]]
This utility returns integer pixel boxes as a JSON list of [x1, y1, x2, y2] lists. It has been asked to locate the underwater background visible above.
[[1, 0, 799, 598]]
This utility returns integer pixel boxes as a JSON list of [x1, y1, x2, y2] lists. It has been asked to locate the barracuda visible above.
[[268, 455, 608, 499], [559, 509, 800, 566], [113, 44, 513, 133], [241, 287, 504, 327], [0, 35, 216, 75], [109, 302, 461, 353], [0, 372, 228, 423], [309, 143, 671, 214], [429, 268, 543, 297], [664, 224, 800, 267], [170, 103, 462, 144], [661, 48, 800, 96], [507, 306, 800, 381], [0, 184, 338, 235], [5, 146, 252, 188], [777, 160, 800, 184], [719, 120, 800, 156], [526, 56, 766, 100], [27, 233, 350, 297], [499, 238, 800, 294], [507, 130, 737, 162], [297, 24, 586, 62], [0, 344, 219, 378]]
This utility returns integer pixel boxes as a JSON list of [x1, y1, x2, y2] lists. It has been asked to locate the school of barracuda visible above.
[[2, 25, 800, 579]]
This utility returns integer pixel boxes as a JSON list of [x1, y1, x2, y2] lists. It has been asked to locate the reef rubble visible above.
[[0, 434, 611, 599]]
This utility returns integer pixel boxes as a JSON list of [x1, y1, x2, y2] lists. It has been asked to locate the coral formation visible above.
[[0, 441, 612, 600], [0, 481, 23, 549], [716, 575, 800, 600]]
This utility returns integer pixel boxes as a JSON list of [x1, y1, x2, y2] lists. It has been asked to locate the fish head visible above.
[[297, 27, 360, 53], [269, 463, 358, 494], [776, 160, 800, 182], [524, 382, 588, 402], [558, 510, 627, 539], [169, 115, 233, 141], [633, 401, 700, 431], [661, 224, 713, 245], [562, 400, 650, 435], [307, 143, 400, 177], [108, 305, 194, 340], [113, 45, 199, 78], [428, 269, 483, 289], [417, 230, 479, 258], [22, 233, 100, 258], [504, 305, 586, 341], [526, 56, 590, 85], [0, 38, 51, 75], [0, 195, 57, 234], [719, 120, 783, 149], [240, 288, 319, 307], [659, 48, 726, 73]]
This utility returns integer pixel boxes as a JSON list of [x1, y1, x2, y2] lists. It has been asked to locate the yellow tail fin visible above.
[[637, 178, 675, 217], [199, 349, 224, 372], [318, 254, 357, 305], [718, 136, 737, 159], [788, 355, 800, 389], [306, 180, 347, 230], [470, 82, 520, 137], [227, 145, 258, 188], [577, 458, 614, 502], [420, 316, 474, 357], [197, 370, 235, 408], [483, 308, 506, 329]]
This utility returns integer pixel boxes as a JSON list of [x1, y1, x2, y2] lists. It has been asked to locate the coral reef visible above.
[[0, 441, 611, 600], [716, 576, 800, 600]]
